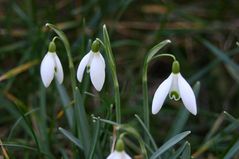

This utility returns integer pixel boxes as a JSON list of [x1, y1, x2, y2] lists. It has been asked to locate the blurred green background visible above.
[[0, 0, 239, 158]]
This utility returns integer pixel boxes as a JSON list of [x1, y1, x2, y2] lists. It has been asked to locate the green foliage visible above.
[[0, 0, 239, 158]]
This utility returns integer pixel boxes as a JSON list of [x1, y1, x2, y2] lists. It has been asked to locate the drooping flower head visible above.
[[77, 39, 106, 91], [107, 138, 131, 159], [152, 60, 197, 115], [40, 41, 64, 87]]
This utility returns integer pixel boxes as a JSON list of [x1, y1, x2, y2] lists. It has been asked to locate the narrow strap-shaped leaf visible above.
[[135, 114, 157, 151], [150, 131, 191, 159], [56, 83, 73, 128], [88, 119, 100, 159], [201, 39, 239, 72], [224, 111, 239, 125], [170, 142, 188, 159], [223, 139, 239, 159], [146, 40, 171, 63], [58, 127, 83, 149], [103, 25, 121, 123], [74, 87, 91, 156], [181, 142, 191, 159], [142, 40, 171, 144]]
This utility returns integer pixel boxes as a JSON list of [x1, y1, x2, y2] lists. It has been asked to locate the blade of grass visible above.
[[0, 140, 9, 159], [200, 39, 239, 72], [0, 60, 39, 82], [7, 108, 39, 141], [193, 117, 239, 157], [4, 92, 42, 156], [0, 41, 26, 54]]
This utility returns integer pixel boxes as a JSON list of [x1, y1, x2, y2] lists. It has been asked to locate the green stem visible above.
[[102, 25, 121, 124], [45, 23, 76, 90], [152, 53, 176, 61], [142, 53, 176, 145], [45, 23, 90, 157]]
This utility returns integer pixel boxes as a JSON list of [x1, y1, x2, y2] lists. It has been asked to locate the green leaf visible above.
[[201, 39, 239, 73], [146, 40, 171, 63], [170, 142, 188, 159], [224, 111, 239, 125], [134, 114, 157, 151], [74, 87, 91, 156], [120, 124, 148, 159], [56, 83, 74, 128], [224, 139, 239, 159], [58, 127, 83, 149], [181, 142, 191, 159], [225, 64, 239, 84], [103, 25, 121, 123], [0, 143, 53, 158], [150, 131, 191, 159], [88, 119, 100, 159]]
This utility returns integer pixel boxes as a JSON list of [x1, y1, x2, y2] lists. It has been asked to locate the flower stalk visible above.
[[45, 23, 91, 158], [142, 39, 172, 144]]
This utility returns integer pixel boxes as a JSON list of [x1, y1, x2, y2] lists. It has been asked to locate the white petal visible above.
[[107, 151, 120, 159], [169, 74, 180, 101], [40, 52, 55, 87], [53, 53, 64, 84], [90, 53, 105, 91], [178, 73, 197, 115], [152, 74, 173, 114], [121, 151, 132, 159], [106, 151, 131, 159], [77, 52, 91, 82]]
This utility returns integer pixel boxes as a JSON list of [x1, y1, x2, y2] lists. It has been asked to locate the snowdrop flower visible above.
[[77, 40, 105, 91], [40, 41, 63, 87], [152, 60, 197, 115], [107, 138, 131, 159], [107, 151, 131, 159]]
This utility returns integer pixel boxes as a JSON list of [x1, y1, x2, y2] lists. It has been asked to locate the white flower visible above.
[[77, 51, 105, 91], [107, 150, 132, 159], [40, 52, 63, 87], [152, 72, 197, 115]]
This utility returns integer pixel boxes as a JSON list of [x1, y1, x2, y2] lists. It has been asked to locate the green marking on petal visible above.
[[169, 90, 180, 101]]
